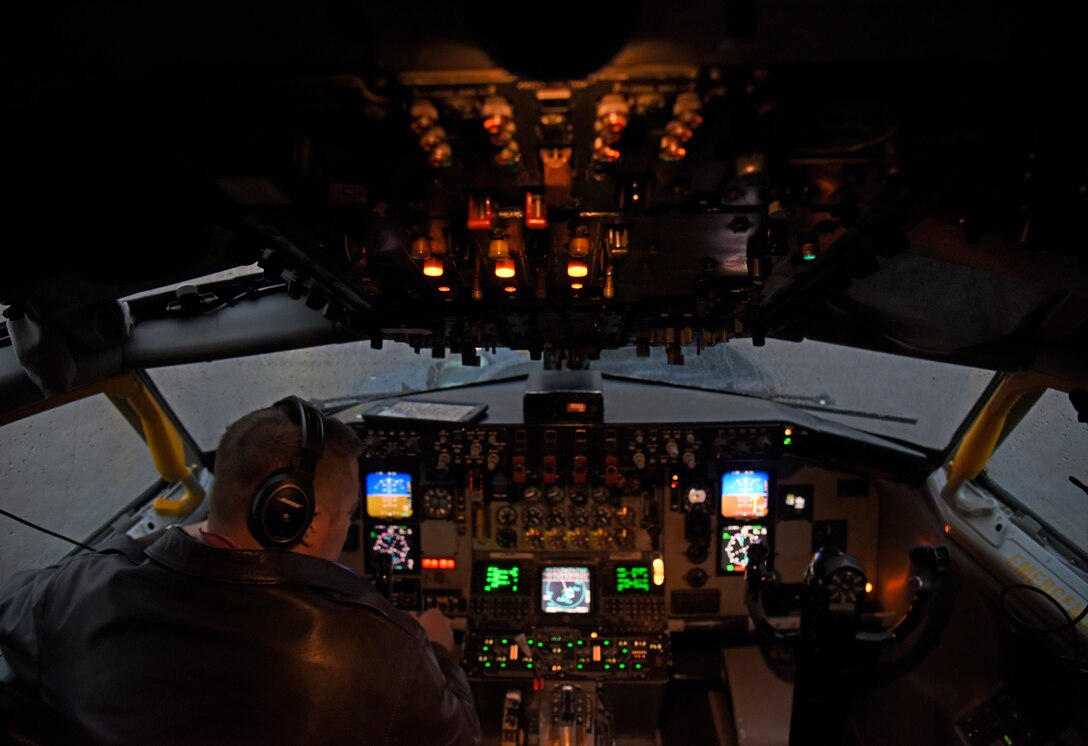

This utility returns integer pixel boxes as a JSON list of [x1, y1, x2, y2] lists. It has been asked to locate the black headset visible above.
[[248, 396, 326, 549]]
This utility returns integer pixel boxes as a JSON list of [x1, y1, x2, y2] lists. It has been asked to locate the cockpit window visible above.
[[983, 389, 1088, 560], [592, 340, 994, 450], [148, 337, 993, 453], [0, 395, 161, 589]]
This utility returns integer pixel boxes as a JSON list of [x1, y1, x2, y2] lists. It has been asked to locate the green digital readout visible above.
[[614, 564, 651, 593], [482, 563, 520, 593]]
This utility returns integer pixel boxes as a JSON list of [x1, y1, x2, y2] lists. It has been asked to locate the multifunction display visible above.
[[541, 565, 593, 615], [365, 471, 413, 519], [365, 523, 420, 573], [719, 524, 769, 574], [474, 561, 528, 594], [720, 470, 770, 519], [613, 564, 652, 593]]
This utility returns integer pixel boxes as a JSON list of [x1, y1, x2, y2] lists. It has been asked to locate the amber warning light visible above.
[[567, 402, 588, 414], [421, 557, 456, 570]]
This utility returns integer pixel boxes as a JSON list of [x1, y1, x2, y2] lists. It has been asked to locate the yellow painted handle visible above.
[[102, 376, 206, 517]]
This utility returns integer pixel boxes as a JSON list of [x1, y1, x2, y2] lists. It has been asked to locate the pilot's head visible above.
[[207, 400, 363, 561]]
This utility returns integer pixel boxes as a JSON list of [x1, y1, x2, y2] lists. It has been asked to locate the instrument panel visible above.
[[342, 410, 888, 640], [330, 377, 903, 740]]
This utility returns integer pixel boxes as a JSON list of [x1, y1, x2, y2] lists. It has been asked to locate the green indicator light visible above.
[[484, 585, 491, 592], [481, 645, 489, 651], [783, 437, 792, 445], [501, 639, 508, 644], [512, 585, 518, 592], [537, 642, 544, 647], [527, 639, 534, 645], [622, 648, 628, 654], [484, 662, 491, 668], [577, 640, 584, 645], [619, 664, 626, 669], [577, 664, 584, 670], [1003, 737, 1012, 746], [526, 663, 533, 669], [567, 642, 574, 648], [634, 664, 642, 670], [604, 664, 611, 670], [603, 641, 611, 646], [500, 663, 507, 668], [727, 565, 735, 572]]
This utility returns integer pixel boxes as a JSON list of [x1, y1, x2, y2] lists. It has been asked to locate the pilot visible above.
[[0, 397, 481, 745]]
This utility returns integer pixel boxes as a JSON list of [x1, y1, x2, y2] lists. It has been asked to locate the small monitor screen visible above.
[[540, 566, 592, 615], [613, 564, 652, 593], [719, 524, 770, 574], [365, 523, 420, 573], [365, 471, 413, 519], [720, 470, 770, 519], [473, 561, 527, 595]]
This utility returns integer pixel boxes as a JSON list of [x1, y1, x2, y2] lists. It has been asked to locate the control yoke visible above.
[[745, 542, 950, 647], [744, 541, 950, 746]]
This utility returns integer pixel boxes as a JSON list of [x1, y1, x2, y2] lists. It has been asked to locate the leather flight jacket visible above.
[[0, 527, 481, 745]]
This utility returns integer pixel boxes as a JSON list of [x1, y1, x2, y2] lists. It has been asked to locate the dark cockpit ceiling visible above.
[[2, 1, 1086, 383]]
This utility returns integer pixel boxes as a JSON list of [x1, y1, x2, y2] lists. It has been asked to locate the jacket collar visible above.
[[144, 526, 373, 596]]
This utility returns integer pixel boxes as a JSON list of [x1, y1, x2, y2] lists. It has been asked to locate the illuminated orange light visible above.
[[567, 260, 588, 278], [422, 557, 456, 570], [865, 582, 874, 594], [944, 523, 952, 535], [784, 427, 793, 436], [504, 285, 517, 293], [494, 258, 516, 279], [488, 236, 510, 260], [437, 285, 451, 293], [422, 257, 444, 277], [570, 282, 584, 290]]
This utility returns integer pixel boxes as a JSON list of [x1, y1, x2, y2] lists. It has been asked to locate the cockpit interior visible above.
[[2, 2, 1087, 744]]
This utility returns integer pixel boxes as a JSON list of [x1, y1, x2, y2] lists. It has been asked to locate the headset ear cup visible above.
[[249, 471, 315, 548], [248, 396, 325, 549]]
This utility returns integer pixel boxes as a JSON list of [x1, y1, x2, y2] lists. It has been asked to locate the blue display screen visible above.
[[720, 470, 770, 519], [365, 471, 413, 518]]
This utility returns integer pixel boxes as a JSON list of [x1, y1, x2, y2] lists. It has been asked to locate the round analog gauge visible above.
[[569, 490, 587, 505], [569, 507, 588, 526], [614, 528, 635, 549], [422, 487, 452, 519], [545, 485, 564, 503], [614, 504, 635, 525], [496, 505, 518, 526], [591, 486, 610, 503], [547, 507, 566, 526], [685, 542, 709, 564], [522, 485, 543, 503], [497, 527, 518, 548], [593, 505, 612, 527], [524, 506, 544, 526]]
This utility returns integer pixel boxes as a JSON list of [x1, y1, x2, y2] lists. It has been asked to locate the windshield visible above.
[[149, 337, 993, 453]]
